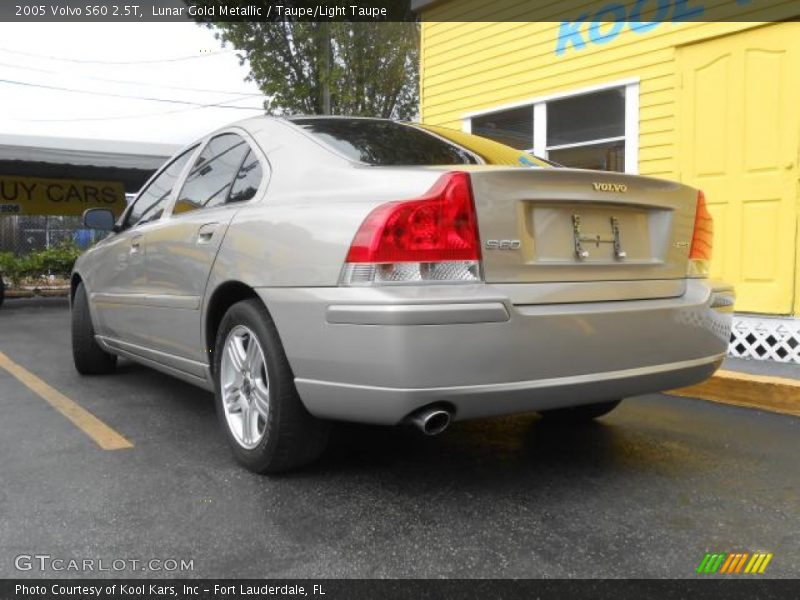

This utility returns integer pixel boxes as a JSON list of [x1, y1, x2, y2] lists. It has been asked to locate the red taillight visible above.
[[345, 172, 481, 264], [689, 190, 713, 261]]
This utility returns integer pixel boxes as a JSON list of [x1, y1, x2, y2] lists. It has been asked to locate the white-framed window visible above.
[[463, 79, 640, 173]]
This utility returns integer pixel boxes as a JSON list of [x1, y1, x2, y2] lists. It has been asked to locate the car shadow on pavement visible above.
[[308, 411, 698, 487]]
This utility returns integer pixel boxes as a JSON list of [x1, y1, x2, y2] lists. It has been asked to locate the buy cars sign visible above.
[[0, 175, 126, 217]]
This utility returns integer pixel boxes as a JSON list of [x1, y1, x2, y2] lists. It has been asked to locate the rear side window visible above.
[[228, 150, 263, 203], [291, 118, 479, 166]]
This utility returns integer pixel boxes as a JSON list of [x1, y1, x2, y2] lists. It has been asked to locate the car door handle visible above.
[[197, 223, 219, 245], [130, 235, 143, 255]]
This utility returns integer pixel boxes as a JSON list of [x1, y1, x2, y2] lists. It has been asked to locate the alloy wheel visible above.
[[220, 325, 270, 449]]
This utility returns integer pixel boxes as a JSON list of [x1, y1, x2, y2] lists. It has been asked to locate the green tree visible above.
[[204, 21, 419, 119]]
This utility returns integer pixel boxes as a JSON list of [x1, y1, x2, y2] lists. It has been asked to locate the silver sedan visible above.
[[72, 117, 734, 473]]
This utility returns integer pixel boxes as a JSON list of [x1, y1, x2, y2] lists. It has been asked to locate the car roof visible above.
[[235, 115, 401, 126]]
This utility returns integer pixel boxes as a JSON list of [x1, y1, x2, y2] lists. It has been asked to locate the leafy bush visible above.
[[0, 251, 25, 288], [0, 242, 83, 288], [36, 243, 82, 278], [0, 253, 32, 288]]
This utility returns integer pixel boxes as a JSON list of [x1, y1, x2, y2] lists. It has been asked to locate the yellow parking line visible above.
[[0, 351, 133, 451]]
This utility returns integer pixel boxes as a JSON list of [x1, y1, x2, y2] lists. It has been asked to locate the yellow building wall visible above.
[[419, 1, 800, 315]]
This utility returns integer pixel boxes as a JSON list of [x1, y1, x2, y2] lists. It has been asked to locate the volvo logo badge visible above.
[[592, 182, 628, 193]]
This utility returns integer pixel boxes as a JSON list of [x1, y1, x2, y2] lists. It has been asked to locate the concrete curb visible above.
[[5, 288, 69, 299], [670, 370, 800, 418]]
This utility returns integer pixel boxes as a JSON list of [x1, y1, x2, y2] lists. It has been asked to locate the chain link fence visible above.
[[0, 215, 104, 256], [0, 216, 106, 297]]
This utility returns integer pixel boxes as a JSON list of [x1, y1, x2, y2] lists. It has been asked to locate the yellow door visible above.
[[678, 23, 800, 315]]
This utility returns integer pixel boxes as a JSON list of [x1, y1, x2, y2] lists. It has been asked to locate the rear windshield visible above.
[[418, 124, 552, 168], [291, 118, 552, 168], [291, 118, 479, 166]]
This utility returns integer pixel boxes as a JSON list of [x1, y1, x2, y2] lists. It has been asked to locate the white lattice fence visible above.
[[729, 315, 800, 364]]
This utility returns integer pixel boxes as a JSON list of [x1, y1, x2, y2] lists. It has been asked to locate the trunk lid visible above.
[[468, 168, 696, 300]]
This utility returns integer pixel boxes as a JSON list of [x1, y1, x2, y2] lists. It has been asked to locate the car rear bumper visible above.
[[257, 279, 733, 425]]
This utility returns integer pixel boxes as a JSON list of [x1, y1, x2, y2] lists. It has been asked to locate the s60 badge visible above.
[[486, 240, 521, 251]]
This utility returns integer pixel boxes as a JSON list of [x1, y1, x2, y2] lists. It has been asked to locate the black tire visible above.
[[539, 399, 622, 422], [71, 282, 117, 375], [0, 274, 4, 307], [213, 298, 330, 474]]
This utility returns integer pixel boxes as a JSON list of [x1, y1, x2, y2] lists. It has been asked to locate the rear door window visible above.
[[173, 133, 256, 216], [126, 146, 196, 228]]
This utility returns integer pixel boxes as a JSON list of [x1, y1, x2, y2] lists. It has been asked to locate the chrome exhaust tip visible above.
[[407, 406, 452, 436]]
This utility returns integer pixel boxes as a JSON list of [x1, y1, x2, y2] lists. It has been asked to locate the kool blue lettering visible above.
[[555, 0, 707, 55]]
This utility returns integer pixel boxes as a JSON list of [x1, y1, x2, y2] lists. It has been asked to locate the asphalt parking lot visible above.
[[1, 298, 798, 579]]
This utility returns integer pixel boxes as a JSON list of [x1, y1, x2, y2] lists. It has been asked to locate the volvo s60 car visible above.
[[71, 117, 734, 473]]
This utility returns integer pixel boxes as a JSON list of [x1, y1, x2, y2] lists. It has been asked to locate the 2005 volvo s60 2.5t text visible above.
[[72, 117, 734, 473]]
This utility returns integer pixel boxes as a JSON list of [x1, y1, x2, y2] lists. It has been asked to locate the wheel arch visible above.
[[204, 281, 263, 368]]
